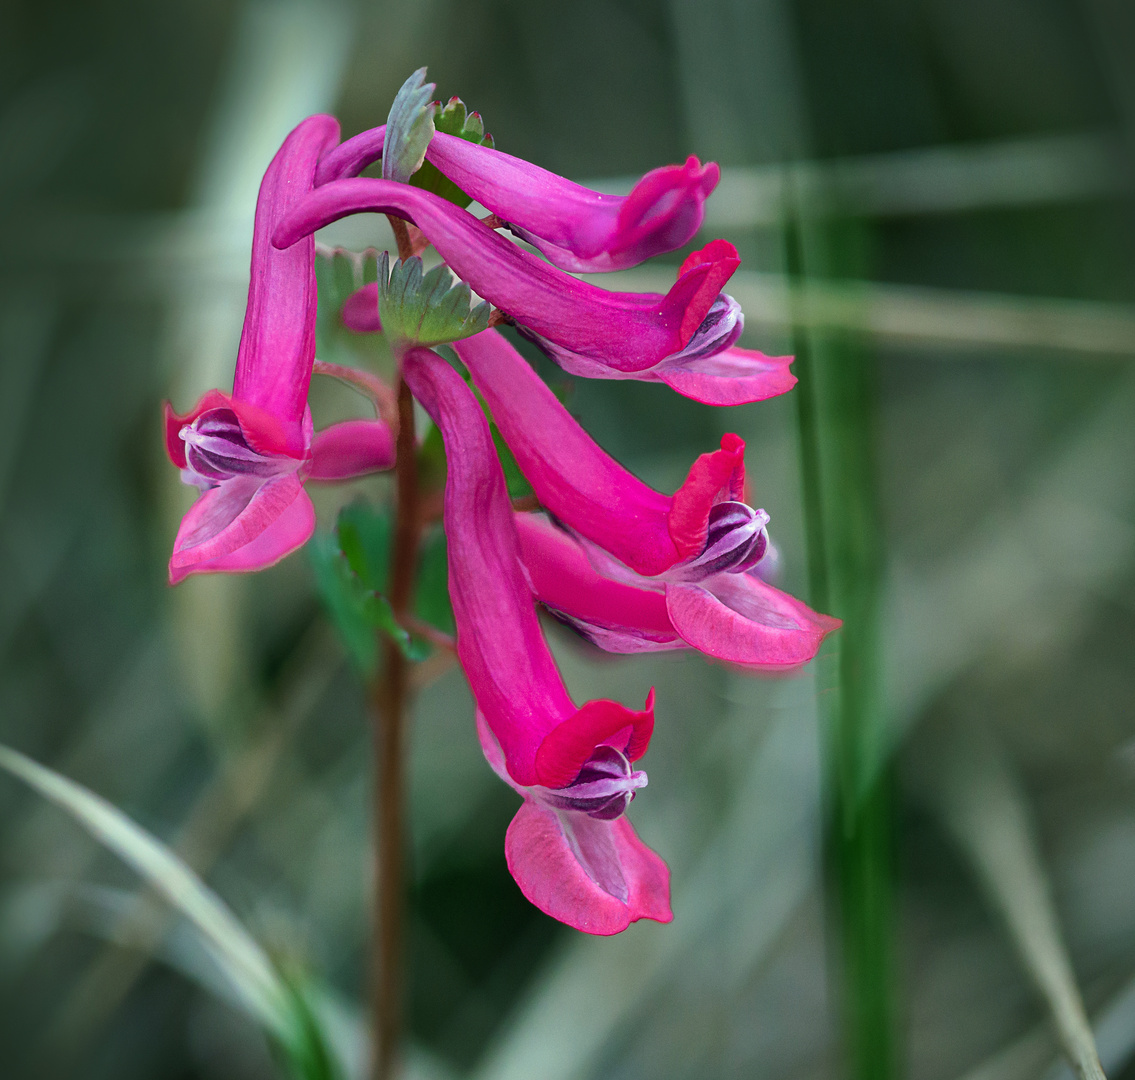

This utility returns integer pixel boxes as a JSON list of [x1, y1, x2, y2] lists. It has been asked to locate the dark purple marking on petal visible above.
[[661, 293, 744, 365], [539, 744, 648, 821], [674, 500, 771, 581], [180, 408, 299, 485]]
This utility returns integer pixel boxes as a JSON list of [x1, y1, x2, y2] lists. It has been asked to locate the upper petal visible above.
[[456, 330, 679, 575], [169, 475, 315, 584], [400, 346, 577, 786], [164, 390, 306, 470], [665, 574, 840, 670], [535, 691, 655, 789], [232, 114, 340, 440], [427, 135, 719, 273], [273, 179, 739, 373], [505, 798, 672, 935], [667, 433, 746, 561], [314, 123, 386, 186]]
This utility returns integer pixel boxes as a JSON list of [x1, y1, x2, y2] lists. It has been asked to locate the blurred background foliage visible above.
[[1, 0, 1134, 1077]]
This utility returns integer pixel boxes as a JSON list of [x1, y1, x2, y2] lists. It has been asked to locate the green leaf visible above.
[[0, 744, 290, 1038], [274, 978, 346, 1080], [377, 251, 491, 349], [310, 505, 434, 667], [410, 95, 495, 208], [337, 500, 391, 594], [308, 530, 379, 674], [414, 525, 455, 637], [382, 67, 436, 184]]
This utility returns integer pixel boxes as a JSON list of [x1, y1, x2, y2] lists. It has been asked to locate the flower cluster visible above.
[[164, 74, 838, 935]]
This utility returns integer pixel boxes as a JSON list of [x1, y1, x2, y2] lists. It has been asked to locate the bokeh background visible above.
[[2, 0, 1135, 1078]]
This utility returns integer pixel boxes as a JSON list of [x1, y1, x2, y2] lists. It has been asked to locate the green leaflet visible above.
[[377, 251, 490, 349], [309, 503, 455, 670], [382, 67, 437, 184], [410, 95, 495, 208]]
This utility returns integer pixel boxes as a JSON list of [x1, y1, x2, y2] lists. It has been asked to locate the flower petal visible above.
[[667, 434, 746, 561], [427, 135, 719, 273], [273, 180, 740, 374], [314, 124, 386, 186], [535, 691, 655, 789], [341, 283, 382, 333], [505, 798, 672, 935], [665, 575, 840, 671], [400, 346, 577, 786], [515, 513, 682, 653], [169, 475, 315, 584], [164, 391, 305, 469], [232, 114, 339, 446], [656, 345, 796, 405], [316, 125, 717, 274], [308, 419, 395, 480], [456, 330, 679, 575]]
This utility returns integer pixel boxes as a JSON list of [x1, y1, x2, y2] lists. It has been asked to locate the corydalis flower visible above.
[[316, 122, 720, 272], [455, 329, 839, 668], [274, 181, 794, 407], [400, 344, 671, 934], [165, 116, 395, 584]]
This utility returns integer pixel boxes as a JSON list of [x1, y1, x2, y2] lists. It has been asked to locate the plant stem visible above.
[[373, 215, 419, 1080], [788, 210, 897, 1080]]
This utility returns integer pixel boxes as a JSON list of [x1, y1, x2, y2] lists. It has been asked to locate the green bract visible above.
[[410, 95, 494, 208], [377, 251, 490, 349], [382, 67, 437, 184]]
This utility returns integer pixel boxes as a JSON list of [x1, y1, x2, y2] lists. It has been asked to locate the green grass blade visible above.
[[0, 743, 290, 1041]]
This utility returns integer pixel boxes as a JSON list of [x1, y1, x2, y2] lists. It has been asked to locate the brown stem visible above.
[[387, 215, 415, 262], [373, 376, 419, 1080]]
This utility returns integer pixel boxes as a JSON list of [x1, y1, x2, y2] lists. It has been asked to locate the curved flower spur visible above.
[[400, 346, 672, 935], [455, 329, 840, 668], [316, 110, 720, 273], [164, 114, 395, 584], [275, 125, 795, 407]]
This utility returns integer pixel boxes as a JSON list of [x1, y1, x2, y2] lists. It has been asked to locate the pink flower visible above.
[[165, 116, 395, 585], [316, 123, 720, 272], [454, 329, 839, 668], [400, 344, 672, 935], [274, 181, 794, 407]]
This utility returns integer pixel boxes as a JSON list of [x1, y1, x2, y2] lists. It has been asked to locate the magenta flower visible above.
[[274, 181, 794, 407], [317, 123, 719, 273], [453, 329, 839, 668], [165, 115, 395, 585], [400, 344, 672, 935]]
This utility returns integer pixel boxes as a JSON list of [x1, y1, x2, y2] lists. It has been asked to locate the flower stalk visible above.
[[371, 219, 420, 1080]]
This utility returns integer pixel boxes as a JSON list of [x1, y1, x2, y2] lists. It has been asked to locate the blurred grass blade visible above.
[[0, 743, 290, 1041], [924, 726, 1106, 1080], [789, 205, 897, 1080]]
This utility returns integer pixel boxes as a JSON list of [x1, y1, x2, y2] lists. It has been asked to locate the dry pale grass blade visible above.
[[885, 375, 1135, 771], [705, 132, 1128, 227], [586, 268, 1135, 357], [582, 132, 1126, 225], [922, 726, 1105, 1080]]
